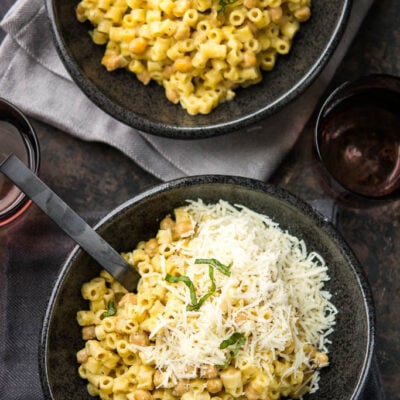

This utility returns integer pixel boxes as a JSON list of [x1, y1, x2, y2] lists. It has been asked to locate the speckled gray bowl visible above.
[[45, 0, 351, 139], [40, 175, 374, 399]]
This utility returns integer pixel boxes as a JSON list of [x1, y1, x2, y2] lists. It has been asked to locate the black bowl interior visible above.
[[45, 0, 351, 138], [40, 176, 374, 399]]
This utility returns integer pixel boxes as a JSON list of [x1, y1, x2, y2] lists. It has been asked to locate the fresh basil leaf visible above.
[[103, 300, 117, 317], [188, 265, 217, 311], [195, 258, 232, 276], [220, 332, 246, 368], [165, 273, 197, 306]]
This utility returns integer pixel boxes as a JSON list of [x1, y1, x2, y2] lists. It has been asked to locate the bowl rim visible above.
[[44, 0, 353, 139], [39, 175, 375, 399]]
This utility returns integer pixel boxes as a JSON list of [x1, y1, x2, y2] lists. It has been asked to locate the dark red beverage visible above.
[[316, 77, 400, 198]]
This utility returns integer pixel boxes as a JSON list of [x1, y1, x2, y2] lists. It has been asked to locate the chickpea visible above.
[[101, 54, 128, 71], [153, 370, 175, 388], [173, 379, 190, 396], [76, 348, 89, 364], [160, 216, 175, 231], [269, 6, 282, 22], [153, 370, 163, 387], [82, 325, 96, 340], [166, 87, 180, 104], [118, 293, 137, 307], [314, 351, 329, 367], [137, 71, 152, 85], [76, 4, 86, 22], [129, 331, 150, 346], [245, 20, 259, 35], [173, 220, 193, 238], [183, 365, 196, 375], [201, 364, 219, 379], [145, 238, 159, 257], [243, 0, 258, 7], [242, 51, 257, 68], [294, 6, 311, 22], [206, 378, 223, 394], [163, 65, 175, 80]]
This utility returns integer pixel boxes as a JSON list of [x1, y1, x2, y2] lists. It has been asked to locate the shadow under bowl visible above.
[[45, 0, 351, 138]]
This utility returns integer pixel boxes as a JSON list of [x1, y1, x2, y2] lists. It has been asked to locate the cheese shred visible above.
[[131, 200, 337, 396]]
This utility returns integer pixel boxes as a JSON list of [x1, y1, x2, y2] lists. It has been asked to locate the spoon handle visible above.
[[0, 154, 140, 292]]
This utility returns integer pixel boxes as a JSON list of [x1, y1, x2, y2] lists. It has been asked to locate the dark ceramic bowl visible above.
[[45, 0, 351, 139], [40, 175, 374, 399]]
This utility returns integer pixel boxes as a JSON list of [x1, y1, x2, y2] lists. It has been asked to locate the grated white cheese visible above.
[[132, 199, 337, 394]]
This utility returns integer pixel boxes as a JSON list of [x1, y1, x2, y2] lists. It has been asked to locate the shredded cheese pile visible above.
[[133, 200, 337, 392]]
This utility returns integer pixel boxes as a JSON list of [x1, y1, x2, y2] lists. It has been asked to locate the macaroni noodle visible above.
[[76, 0, 311, 114], [76, 199, 336, 399]]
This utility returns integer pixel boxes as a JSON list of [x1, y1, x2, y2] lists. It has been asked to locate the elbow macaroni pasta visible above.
[[76, 200, 336, 400], [76, 0, 311, 114]]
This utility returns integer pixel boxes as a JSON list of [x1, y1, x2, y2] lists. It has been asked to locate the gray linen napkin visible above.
[[0, 0, 373, 181]]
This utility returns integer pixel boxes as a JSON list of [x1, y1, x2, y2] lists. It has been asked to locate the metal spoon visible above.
[[0, 154, 140, 292]]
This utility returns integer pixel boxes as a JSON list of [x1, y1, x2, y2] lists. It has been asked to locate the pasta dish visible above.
[[76, 199, 336, 399], [75, 0, 311, 115]]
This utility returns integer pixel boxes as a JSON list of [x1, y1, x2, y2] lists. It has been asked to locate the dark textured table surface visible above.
[[1, 0, 399, 399]]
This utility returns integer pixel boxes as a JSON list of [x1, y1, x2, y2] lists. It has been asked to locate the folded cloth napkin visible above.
[[0, 0, 373, 181]]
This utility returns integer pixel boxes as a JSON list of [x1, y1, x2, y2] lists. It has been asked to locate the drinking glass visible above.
[[0, 98, 40, 226], [315, 74, 400, 198]]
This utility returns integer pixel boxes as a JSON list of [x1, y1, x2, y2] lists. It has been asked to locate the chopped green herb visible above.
[[218, 0, 238, 14], [220, 332, 246, 350], [165, 274, 197, 306], [195, 258, 233, 276], [103, 301, 117, 317], [166, 264, 218, 311], [220, 332, 246, 368], [188, 265, 216, 311]]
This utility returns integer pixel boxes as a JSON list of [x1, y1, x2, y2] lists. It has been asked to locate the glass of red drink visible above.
[[0, 98, 40, 226], [315, 74, 400, 198]]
